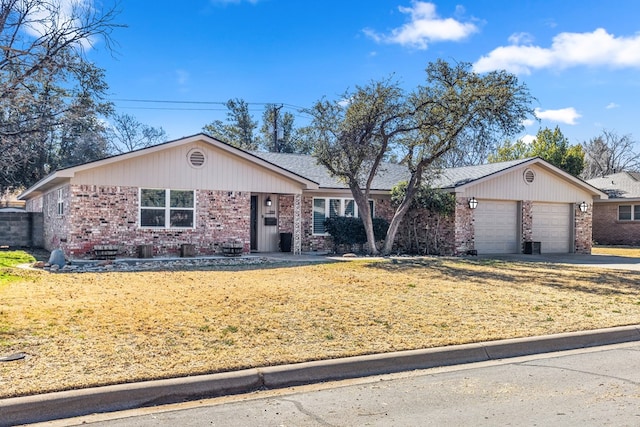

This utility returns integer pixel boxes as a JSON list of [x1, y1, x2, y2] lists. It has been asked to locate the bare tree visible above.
[[108, 113, 167, 153], [581, 129, 640, 179], [0, 0, 122, 192]]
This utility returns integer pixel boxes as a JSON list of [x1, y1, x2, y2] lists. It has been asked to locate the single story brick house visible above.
[[587, 172, 640, 246], [19, 134, 606, 258]]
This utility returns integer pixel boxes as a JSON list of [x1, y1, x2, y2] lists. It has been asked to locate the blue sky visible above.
[[87, 0, 640, 147]]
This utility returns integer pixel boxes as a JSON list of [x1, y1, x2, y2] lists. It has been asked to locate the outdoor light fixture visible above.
[[469, 197, 478, 209], [265, 196, 272, 207], [579, 201, 588, 213]]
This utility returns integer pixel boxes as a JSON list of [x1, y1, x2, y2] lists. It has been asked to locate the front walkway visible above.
[[482, 253, 640, 271]]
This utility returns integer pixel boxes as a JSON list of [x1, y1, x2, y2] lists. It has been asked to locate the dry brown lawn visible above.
[[2, 255, 640, 399], [592, 246, 640, 257]]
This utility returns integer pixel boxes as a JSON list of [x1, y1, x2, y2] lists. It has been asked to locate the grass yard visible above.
[[592, 246, 640, 257], [1, 250, 640, 398]]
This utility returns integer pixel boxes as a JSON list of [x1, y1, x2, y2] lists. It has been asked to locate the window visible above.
[[140, 189, 195, 228], [56, 188, 64, 215], [618, 205, 640, 221], [312, 198, 374, 235]]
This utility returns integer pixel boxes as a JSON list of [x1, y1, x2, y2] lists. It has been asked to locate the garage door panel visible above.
[[532, 203, 571, 253], [474, 201, 519, 254]]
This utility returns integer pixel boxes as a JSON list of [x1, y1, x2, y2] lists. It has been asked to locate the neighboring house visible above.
[[19, 134, 606, 258], [587, 172, 640, 246]]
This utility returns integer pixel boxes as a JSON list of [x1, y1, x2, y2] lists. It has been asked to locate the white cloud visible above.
[[605, 102, 619, 109], [508, 32, 534, 45], [522, 118, 535, 127], [534, 107, 581, 125], [520, 134, 536, 144], [474, 28, 640, 74], [364, 1, 478, 50]]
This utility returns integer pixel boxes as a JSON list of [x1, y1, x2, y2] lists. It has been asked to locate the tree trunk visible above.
[[350, 185, 379, 255], [382, 197, 413, 255]]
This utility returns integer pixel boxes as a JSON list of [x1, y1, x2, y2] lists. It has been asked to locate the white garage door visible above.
[[474, 200, 519, 254], [532, 203, 571, 253]]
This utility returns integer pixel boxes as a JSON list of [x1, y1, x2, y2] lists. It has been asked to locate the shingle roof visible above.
[[431, 158, 534, 188], [251, 152, 410, 190], [251, 152, 534, 191], [586, 172, 640, 198]]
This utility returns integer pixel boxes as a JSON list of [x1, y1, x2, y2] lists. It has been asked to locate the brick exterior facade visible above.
[[454, 197, 475, 255], [574, 203, 593, 253], [592, 202, 640, 246], [44, 185, 251, 258]]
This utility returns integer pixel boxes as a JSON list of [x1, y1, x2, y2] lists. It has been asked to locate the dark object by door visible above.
[[280, 232, 292, 252]]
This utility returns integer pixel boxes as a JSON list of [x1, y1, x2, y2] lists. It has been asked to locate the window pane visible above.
[[635, 205, 640, 221], [141, 209, 166, 227], [170, 190, 194, 208], [619, 205, 632, 220], [345, 200, 355, 217], [141, 189, 166, 207], [313, 199, 326, 234], [170, 210, 194, 227], [369, 200, 374, 218], [329, 199, 341, 218]]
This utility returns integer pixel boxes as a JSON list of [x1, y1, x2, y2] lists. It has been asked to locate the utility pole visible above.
[[272, 104, 283, 153]]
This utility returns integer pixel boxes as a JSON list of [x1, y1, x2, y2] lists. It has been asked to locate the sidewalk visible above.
[[2, 325, 639, 426]]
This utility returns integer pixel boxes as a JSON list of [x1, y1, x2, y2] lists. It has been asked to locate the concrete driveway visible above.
[[482, 253, 640, 271]]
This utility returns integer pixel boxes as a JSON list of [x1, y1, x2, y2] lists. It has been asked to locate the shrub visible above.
[[324, 217, 389, 247]]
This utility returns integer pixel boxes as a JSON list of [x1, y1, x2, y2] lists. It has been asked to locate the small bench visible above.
[[221, 242, 243, 257], [93, 245, 119, 260]]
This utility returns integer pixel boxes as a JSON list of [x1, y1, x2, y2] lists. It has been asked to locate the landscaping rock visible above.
[[56, 256, 283, 273], [48, 249, 66, 268]]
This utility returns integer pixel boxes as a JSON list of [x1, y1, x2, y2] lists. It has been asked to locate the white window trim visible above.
[[139, 188, 196, 229], [312, 197, 374, 236], [56, 188, 64, 216], [618, 204, 640, 221]]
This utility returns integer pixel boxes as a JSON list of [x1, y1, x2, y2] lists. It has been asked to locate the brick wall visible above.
[[0, 211, 43, 247], [592, 202, 640, 246], [394, 207, 455, 255], [521, 201, 533, 245], [278, 195, 294, 234], [574, 203, 592, 254], [297, 196, 395, 253], [454, 197, 474, 254], [47, 185, 251, 258]]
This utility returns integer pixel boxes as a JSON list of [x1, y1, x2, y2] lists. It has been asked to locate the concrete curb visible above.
[[2, 325, 639, 426]]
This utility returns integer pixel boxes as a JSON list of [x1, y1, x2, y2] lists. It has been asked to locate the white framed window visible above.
[[312, 198, 374, 235], [618, 205, 640, 221], [56, 188, 64, 215], [140, 189, 195, 228]]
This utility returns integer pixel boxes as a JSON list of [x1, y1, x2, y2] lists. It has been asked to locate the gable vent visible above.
[[188, 149, 206, 168], [523, 168, 535, 184]]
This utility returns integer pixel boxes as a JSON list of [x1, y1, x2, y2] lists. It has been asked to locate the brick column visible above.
[[293, 194, 302, 254], [574, 202, 592, 254], [521, 200, 533, 249], [454, 197, 474, 255]]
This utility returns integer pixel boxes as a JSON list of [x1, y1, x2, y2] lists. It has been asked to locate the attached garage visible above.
[[532, 203, 572, 253], [474, 200, 520, 254]]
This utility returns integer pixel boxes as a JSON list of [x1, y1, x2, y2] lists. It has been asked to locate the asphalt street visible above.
[[43, 341, 640, 427]]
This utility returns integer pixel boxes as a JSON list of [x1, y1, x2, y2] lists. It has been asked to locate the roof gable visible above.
[[20, 134, 318, 199]]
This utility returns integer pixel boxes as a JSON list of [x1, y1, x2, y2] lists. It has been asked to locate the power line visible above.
[[111, 99, 312, 119], [111, 98, 309, 111]]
